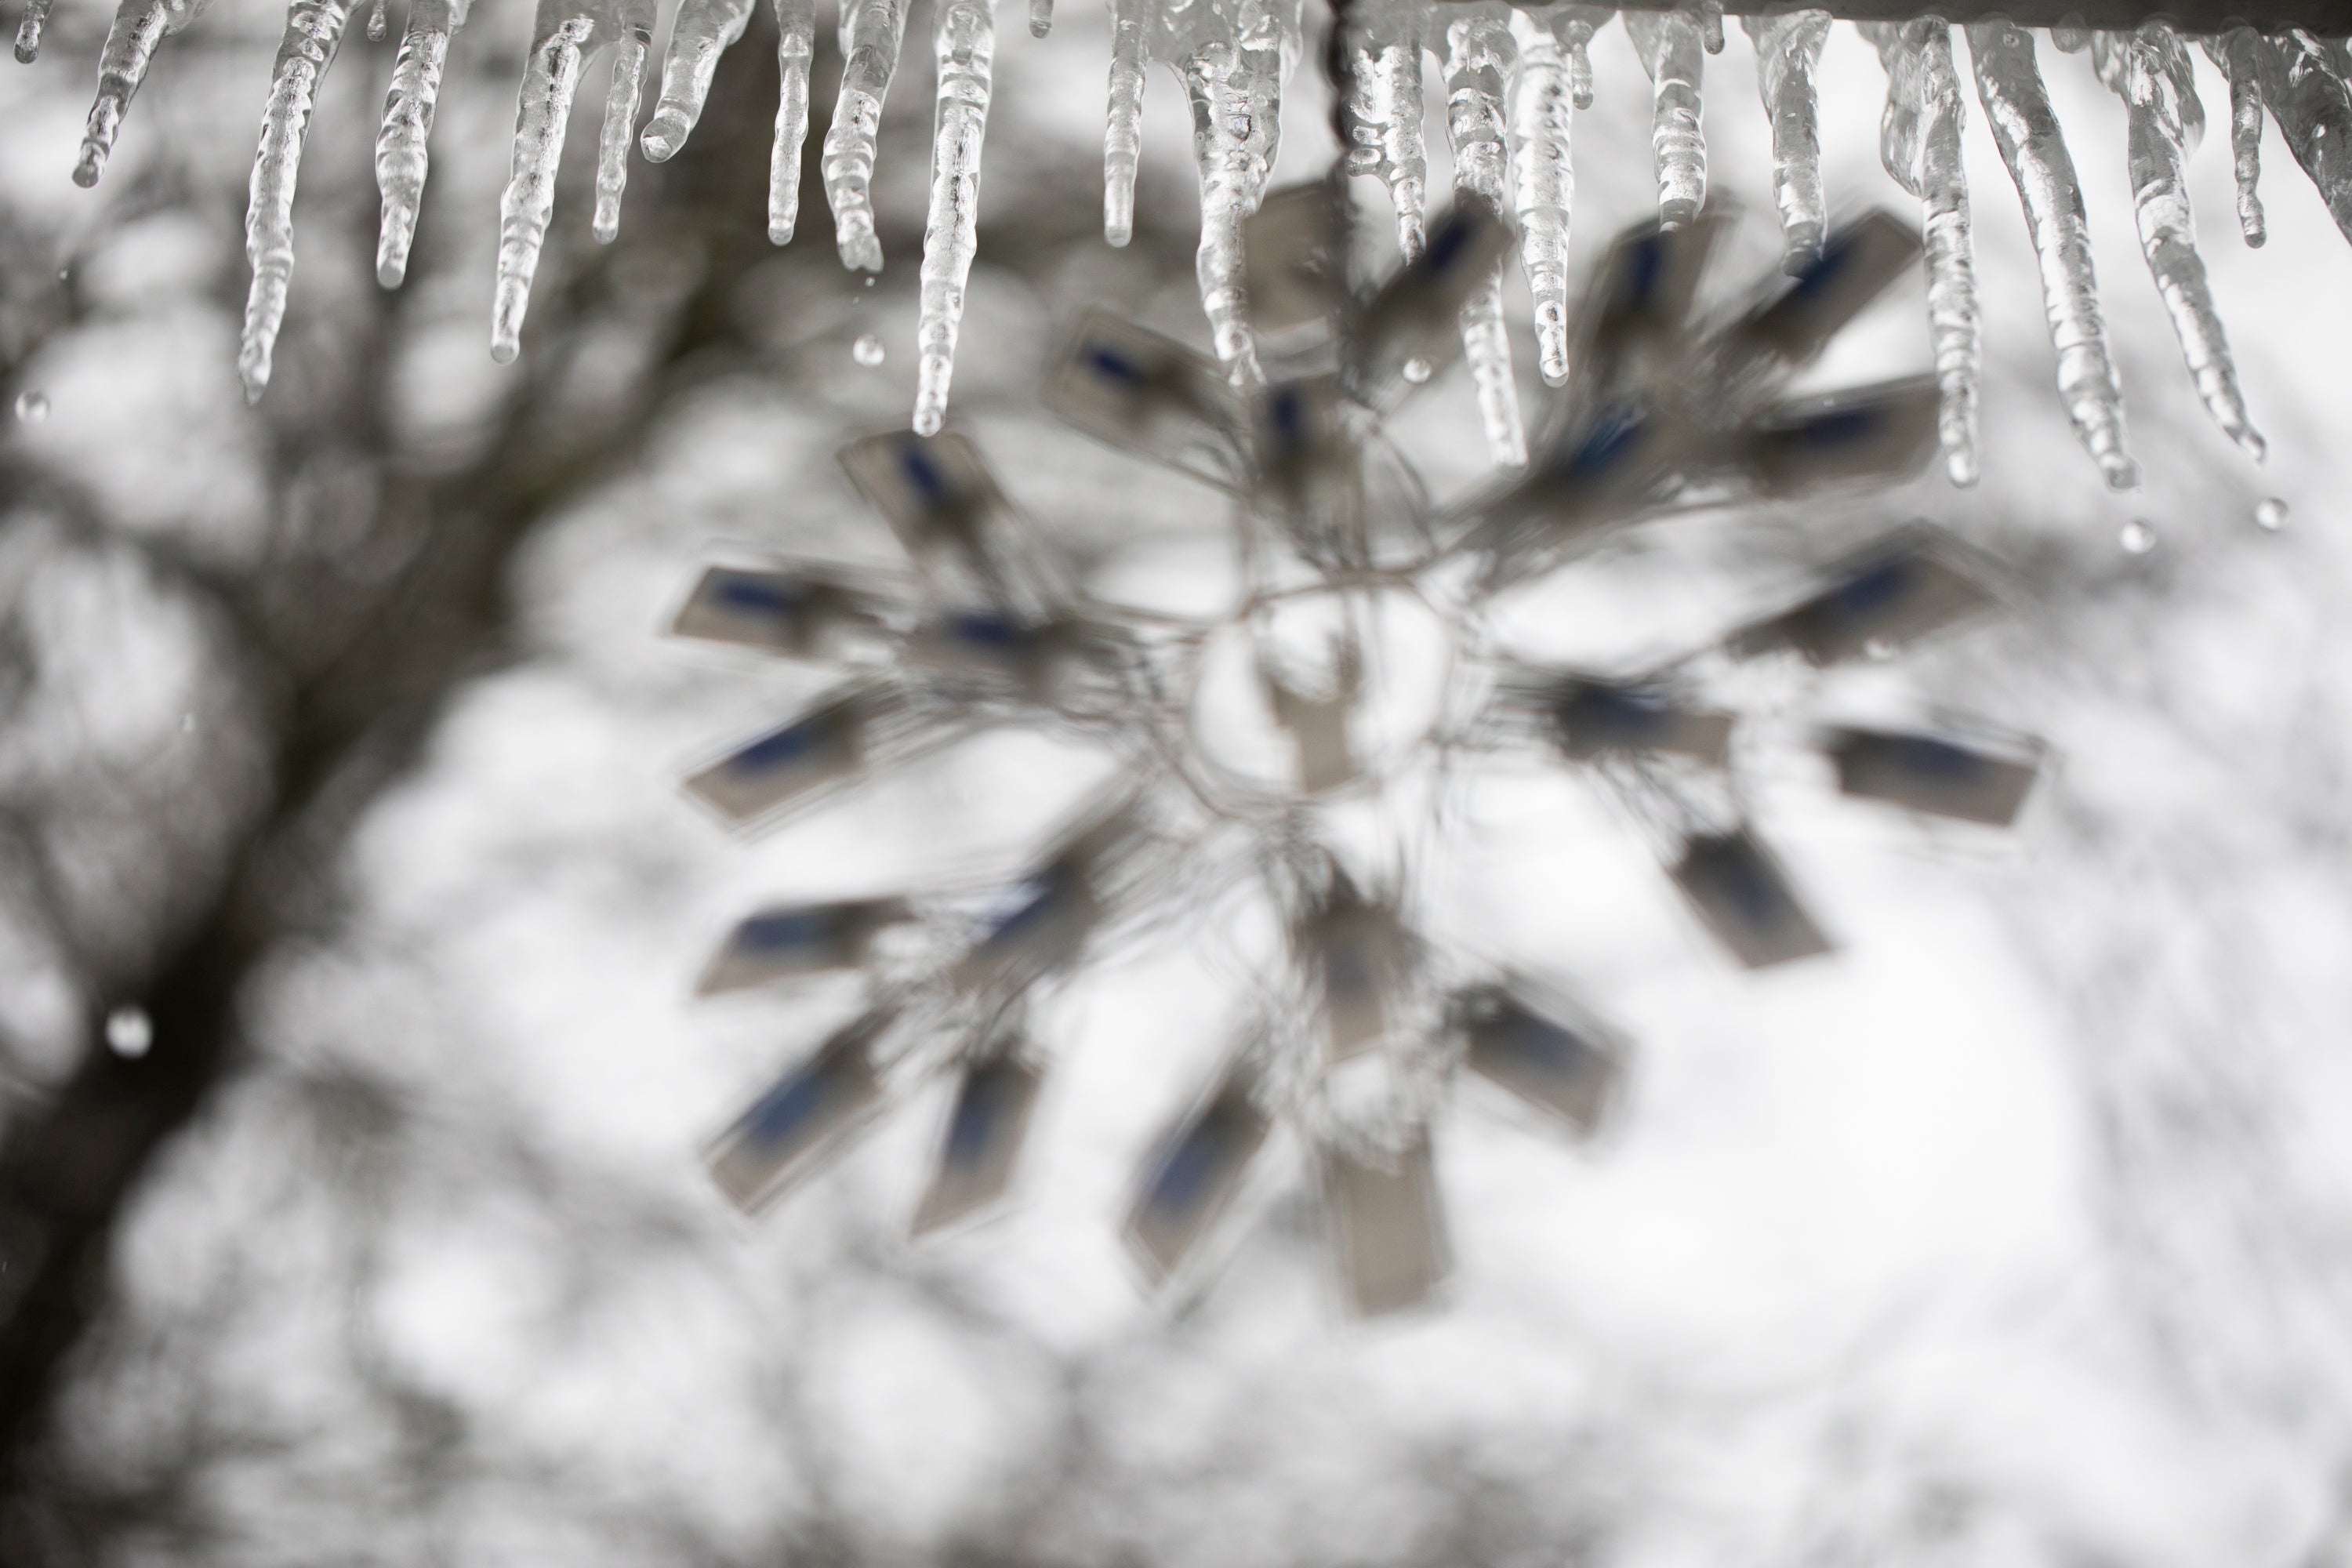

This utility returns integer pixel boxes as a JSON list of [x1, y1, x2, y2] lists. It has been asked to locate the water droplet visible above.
[[862, 276, 877, 289], [2254, 497, 2289, 532], [2119, 519, 2157, 555], [852, 332, 885, 368], [14, 390, 49, 424], [1401, 358, 1432, 386], [1862, 637, 1896, 662], [104, 1005, 151, 1058]]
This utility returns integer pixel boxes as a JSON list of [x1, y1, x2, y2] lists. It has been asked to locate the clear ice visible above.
[[823, 0, 911, 270], [1347, 0, 1428, 263], [375, 0, 472, 288], [2252, 30, 2352, 247], [772, 0, 817, 243], [492, 0, 657, 363], [1102, 0, 1151, 246], [2203, 29, 2269, 246], [74, 0, 213, 187], [1744, 9, 1830, 273], [1865, 18, 1980, 487], [238, 0, 355, 401], [596, 24, 652, 242], [911, 0, 997, 436], [1622, 8, 1706, 229], [1175, 0, 1298, 383], [638, 0, 755, 163], [1509, 7, 1603, 387], [15, 0, 53, 61], [1968, 20, 2136, 490], [1442, 4, 1526, 466], [2094, 25, 2263, 460]]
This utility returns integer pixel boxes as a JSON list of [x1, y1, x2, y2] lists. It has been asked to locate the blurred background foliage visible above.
[[5, 2, 2352, 1563]]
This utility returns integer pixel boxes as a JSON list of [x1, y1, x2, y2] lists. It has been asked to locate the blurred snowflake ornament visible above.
[[670, 201, 2046, 1315]]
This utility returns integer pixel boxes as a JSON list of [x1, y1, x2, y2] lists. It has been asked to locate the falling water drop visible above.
[[13, 390, 49, 423], [854, 332, 886, 365], [2254, 496, 2288, 531], [2119, 518, 2156, 554], [1400, 357, 1432, 384], [105, 1005, 152, 1058]]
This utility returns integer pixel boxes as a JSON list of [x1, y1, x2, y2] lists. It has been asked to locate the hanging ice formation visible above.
[[21, 2, 2352, 481], [2092, 24, 2263, 460], [1623, 8, 1708, 228], [665, 205, 2045, 1312], [1969, 20, 2136, 489], [1864, 18, 1979, 486]]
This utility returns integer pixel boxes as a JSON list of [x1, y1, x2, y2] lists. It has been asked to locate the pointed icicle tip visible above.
[[1969, 20, 2136, 491], [822, 0, 910, 272], [2096, 25, 2263, 463], [593, 24, 650, 241], [14, 0, 55, 62], [75, 0, 175, 187], [1624, 9, 1707, 230], [375, 5, 459, 289], [1746, 10, 1831, 275], [491, 8, 602, 364], [1510, 8, 1576, 388], [1102, 0, 1150, 247], [639, 0, 753, 162], [239, 0, 359, 405], [910, 0, 997, 438], [1027, 0, 1048, 38], [365, 0, 385, 38], [770, 0, 816, 245], [1443, 6, 1526, 466]]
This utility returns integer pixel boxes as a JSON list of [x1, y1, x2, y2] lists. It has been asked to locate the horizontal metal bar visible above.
[[1497, 0, 2352, 37]]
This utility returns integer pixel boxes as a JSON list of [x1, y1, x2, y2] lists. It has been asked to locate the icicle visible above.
[[375, 0, 470, 288], [1028, 0, 1047, 38], [771, 0, 816, 242], [1864, 18, 1977, 486], [74, 0, 196, 187], [1178, 0, 1298, 384], [16, 0, 55, 60], [1509, 8, 1571, 386], [492, 0, 655, 363], [1562, 9, 1595, 110], [1622, 9, 1704, 229], [1102, 0, 1151, 245], [365, 0, 385, 38], [1443, 5, 1524, 466], [911, 0, 996, 436], [1744, 9, 1829, 274], [594, 22, 650, 241], [2094, 26, 2262, 460], [1348, 0, 1426, 262], [2252, 31, 2352, 247], [1967, 21, 2135, 490], [238, 0, 356, 402], [823, 0, 911, 270], [639, 0, 753, 162], [2202, 31, 2267, 246], [1695, 0, 1721, 56]]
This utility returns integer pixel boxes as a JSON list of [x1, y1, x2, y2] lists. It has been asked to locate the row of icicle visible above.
[[13, 0, 2352, 483]]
